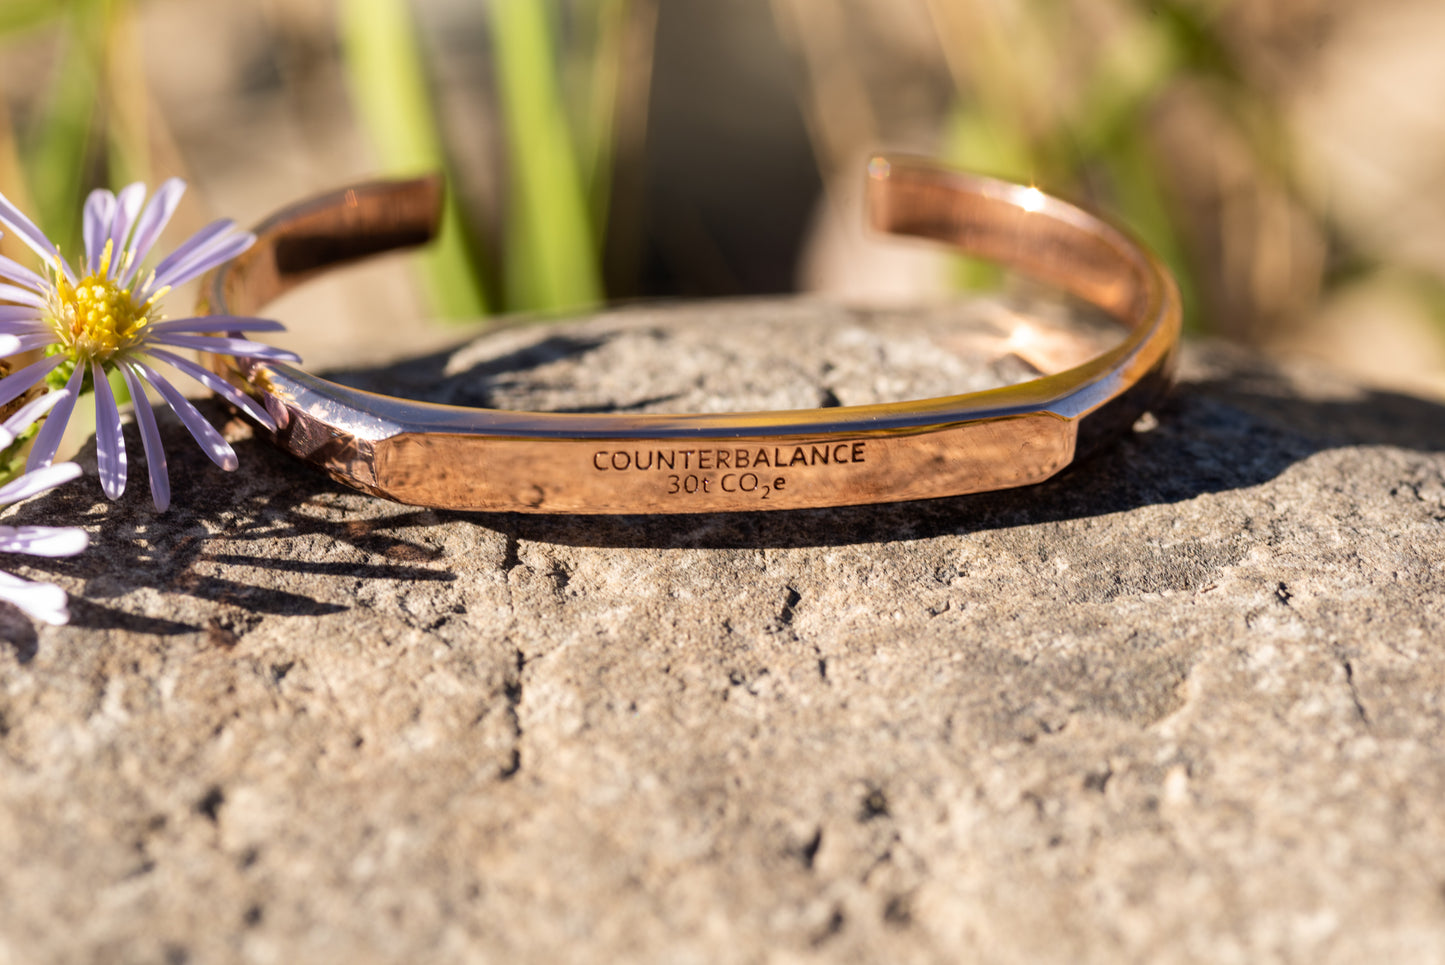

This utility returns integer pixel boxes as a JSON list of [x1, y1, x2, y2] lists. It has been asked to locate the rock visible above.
[[1, 297, 1444, 963]]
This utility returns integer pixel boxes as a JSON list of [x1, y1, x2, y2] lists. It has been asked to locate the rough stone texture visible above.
[[2, 298, 1445, 964]]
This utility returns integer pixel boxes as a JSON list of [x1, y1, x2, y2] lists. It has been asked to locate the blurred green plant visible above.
[[0, 0, 65, 34], [931, 0, 1207, 328], [340, 0, 490, 319], [340, 0, 642, 318], [4, 0, 645, 325], [926, 0, 1330, 339], [773, 0, 1346, 341], [489, 0, 602, 313], [10, 0, 1427, 360], [5, 0, 106, 257]]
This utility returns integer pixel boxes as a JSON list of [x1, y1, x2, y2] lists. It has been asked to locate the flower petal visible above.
[[0, 355, 64, 408], [0, 334, 18, 356], [149, 333, 301, 362], [120, 364, 168, 511], [0, 189, 74, 283], [0, 571, 70, 625], [122, 178, 186, 286], [0, 322, 49, 337], [7, 333, 61, 354], [138, 219, 232, 296], [144, 222, 255, 294], [132, 361, 237, 471], [83, 188, 117, 274], [0, 282, 45, 308], [0, 525, 88, 557], [0, 388, 70, 451], [108, 183, 147, 277], [145, 348, 277, 431], [0, 253, 48, 293], [0, 304, 46, 322], [0, 460, 82, 504], [91, 362, 126, 499], [142, 315, 289, 336], [25, 365, 84, 472]]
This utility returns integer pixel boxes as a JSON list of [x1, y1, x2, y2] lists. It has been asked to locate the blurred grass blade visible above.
[[340, 0, 489, 319], [102, 0, 152, 191], [0, 97, 35, 266], [1100, 131, 1199, 332], [574, 0, 634, 244], [24, 0, 105, 257], [490, 0, 603, 312], [0, 0, 67, 35], [1069, 15, 1177, 158], [941, 104, 1024, 290]]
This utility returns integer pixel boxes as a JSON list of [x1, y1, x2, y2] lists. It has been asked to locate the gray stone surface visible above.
[[2, 298, 1445, 964]]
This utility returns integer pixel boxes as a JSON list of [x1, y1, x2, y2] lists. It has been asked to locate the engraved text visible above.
[[591, 442, 865, 473]]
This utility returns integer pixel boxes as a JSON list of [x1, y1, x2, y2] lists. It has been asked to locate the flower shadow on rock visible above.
[[0, 605, 39, 661], [6, 399, 455, 638]]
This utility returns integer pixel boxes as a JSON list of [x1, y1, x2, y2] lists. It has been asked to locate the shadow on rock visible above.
[[10, 345, 1445, 595], [334, 330, 611, 409], [5, 403, 456, 633], [0, 606, 38, 657]]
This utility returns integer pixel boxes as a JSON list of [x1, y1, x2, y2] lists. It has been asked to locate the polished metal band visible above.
[[198, 157, 1181, 514]]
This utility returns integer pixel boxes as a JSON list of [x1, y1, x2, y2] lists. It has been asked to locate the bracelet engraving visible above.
[[591, 441, 866, 473], [592, 441, 870, 503], [663, 472, 786, 500], [367, 415, 1075, 513]]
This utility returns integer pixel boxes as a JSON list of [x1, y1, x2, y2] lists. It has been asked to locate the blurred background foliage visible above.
[[2, 0, 1444, 390]]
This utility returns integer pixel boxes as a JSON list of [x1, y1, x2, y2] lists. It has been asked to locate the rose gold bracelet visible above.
[[198, 157, 1181, 514]]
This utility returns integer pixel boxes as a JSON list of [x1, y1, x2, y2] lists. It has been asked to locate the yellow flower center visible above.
[[45, 241, 164, 364]]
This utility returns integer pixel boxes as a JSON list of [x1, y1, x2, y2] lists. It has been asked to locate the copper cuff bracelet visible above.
[[198, 157, 1182, 514]]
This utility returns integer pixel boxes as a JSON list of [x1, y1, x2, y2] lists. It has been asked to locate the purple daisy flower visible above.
[[0, 388, 88, 626], [0, 179, 299, 511]]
